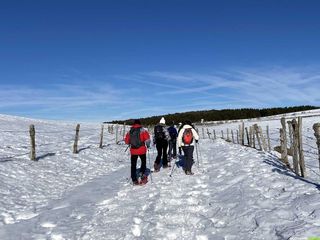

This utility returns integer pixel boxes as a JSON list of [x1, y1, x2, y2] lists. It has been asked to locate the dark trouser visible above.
[[131, 154, 146, 181], [182, 146, 194, 172], [155, 140, 168, 166], [168, 139, 177, 159]]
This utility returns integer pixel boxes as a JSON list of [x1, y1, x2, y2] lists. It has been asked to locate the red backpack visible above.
[[182, 128, 193, 145]]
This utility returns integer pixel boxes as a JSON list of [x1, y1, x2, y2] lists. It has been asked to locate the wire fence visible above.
[[206, 118, 320, 180], [0, 123, 126, 162]]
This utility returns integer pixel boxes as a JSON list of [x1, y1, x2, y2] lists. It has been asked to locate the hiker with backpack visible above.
[[177, 120, 199, 175], [124, 119, 151, 185], [153, 117, 171, 171], [167, 121, 178, 161]]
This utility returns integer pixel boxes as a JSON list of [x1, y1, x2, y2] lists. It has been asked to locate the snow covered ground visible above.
[[0, 112, 320, 239]]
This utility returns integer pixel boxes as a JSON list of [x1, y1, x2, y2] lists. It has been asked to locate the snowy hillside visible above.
[[1, 113, 320, 239]]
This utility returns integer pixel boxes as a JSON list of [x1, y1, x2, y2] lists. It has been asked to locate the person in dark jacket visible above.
[[153, 117, 171, 171], [167, 121, 178, 162], [125, 119, 151, 184]]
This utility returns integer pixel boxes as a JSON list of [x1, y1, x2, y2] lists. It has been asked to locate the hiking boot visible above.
[[185, 171, 194, 175], [133, 180, 139, 185], [163, 164, 169, 169], [154, 163, 160, 172]]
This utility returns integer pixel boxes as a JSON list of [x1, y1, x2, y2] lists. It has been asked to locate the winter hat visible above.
[[159, 117, 166, 124], [133, 119, 141, 125]]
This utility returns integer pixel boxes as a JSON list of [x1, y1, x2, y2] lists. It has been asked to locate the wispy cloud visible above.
[[1, 66, 319, 121]]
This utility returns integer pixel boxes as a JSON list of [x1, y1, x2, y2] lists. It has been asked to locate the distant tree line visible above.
[[109, 105, 318, 126]]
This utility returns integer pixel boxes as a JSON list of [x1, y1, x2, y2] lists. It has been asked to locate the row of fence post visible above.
[[29, 123, 107, 161], [213, 117, 320, 177]]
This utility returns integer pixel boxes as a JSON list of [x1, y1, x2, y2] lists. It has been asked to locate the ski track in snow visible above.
[[1, 113, 320, 239]]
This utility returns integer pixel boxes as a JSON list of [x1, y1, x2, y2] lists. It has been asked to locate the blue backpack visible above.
[[168, 126, 177, 139]]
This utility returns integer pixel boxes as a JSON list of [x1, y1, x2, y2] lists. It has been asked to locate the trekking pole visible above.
[[124, 145, 130, 152], [147, 149, 153, 183]]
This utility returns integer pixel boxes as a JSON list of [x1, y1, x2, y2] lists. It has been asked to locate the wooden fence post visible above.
[[29, 124, 36, 160], [252, 126, 255, 148], [213, 130, 216, 139], [227, 128, 230, 142], [245, 127, 250, 146], [298, 117, 306, 177], [207, 129, 211, 139], [287, 121, 294, 156], [253, 124, 262, 150], [221, 130, 224, 139], [99, 124, 104, 149], [259, 126, 267, 151], [115, 124, 119, 144], [241, 122, 245, 145], [266, 125, 271, 152], [291, 119, 300, 175], [281, 118, 289, 165], [73, 124, 80, 154], [313, 123, 320, 172], [122, 123, 126, 140], [236, 130, 239, 144], [202, 128, 205, 139], [231, 130, 235, 143]]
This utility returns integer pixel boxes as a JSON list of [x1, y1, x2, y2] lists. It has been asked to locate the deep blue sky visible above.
[[1, 0, 320, 121]]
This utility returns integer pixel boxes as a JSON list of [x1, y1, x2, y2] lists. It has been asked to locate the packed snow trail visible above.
[[81, 139, 320, 240], [1, 138, 320, 239]]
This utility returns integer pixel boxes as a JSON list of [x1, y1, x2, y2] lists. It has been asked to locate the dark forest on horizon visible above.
[[109, 105, 319, 126]]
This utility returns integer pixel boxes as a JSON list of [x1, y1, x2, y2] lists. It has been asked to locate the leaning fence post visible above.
[[313, 123, 320, 172], [245, 127, 250, 146], [281, 118, 289, 165], [73, 124, 80, 154], [292, 119, 299, 175], [298, 117, 306, 177], [99, 124, 104, 149], [253, 124, 262, 150], [29, 124, 36, 160], [291, 119, 300, 175]]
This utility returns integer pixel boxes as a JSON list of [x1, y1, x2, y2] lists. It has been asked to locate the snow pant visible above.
[[155, 139, 168, 166], [168, 139, 177, 159], [182, 146, 194, 172], [131, 154, 146, 182]]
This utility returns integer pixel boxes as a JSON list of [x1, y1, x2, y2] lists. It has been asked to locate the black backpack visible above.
[[154, 125, 165, 140], [129, 127, 143, 149]]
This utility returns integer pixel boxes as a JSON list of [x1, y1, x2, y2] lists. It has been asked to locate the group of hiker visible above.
[[124, 117, 200, 185]]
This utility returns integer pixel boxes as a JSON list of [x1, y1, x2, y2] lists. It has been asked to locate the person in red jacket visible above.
[[125, 119, 151, 184]]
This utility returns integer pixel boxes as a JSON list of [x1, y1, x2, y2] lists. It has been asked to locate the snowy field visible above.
[[0, 111, 320, 240]]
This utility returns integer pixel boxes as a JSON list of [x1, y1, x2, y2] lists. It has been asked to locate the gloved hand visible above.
[[195, 140, 198, 143], [179, 147, 182, 155]]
